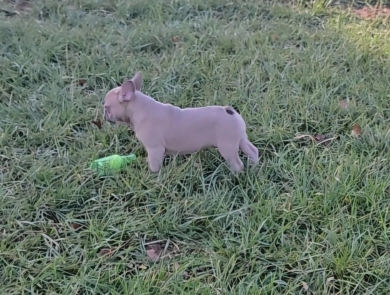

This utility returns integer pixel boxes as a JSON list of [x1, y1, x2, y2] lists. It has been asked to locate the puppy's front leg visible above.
[[146, 146, 165, 172]]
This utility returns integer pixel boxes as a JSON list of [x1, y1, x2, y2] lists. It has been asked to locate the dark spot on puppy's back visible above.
[[226, 109, 234, 115]]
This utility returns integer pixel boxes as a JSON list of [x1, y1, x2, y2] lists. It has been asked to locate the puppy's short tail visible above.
[[239, 138, 259, 164]]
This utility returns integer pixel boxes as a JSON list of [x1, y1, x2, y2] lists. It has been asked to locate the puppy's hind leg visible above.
[[146, 146, 165, 172], [239, 138, 259, 164], [218, 145, 244, 173]]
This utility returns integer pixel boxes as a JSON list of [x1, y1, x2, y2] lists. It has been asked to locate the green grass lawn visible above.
[[1, 0, 390, 294]]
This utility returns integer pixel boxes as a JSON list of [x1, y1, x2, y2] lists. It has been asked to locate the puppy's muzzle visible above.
[[104, 115, 115, 125], [103, 108, 115, 124]]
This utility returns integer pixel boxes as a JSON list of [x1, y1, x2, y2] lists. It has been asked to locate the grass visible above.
[[1, 0, 390, 294]]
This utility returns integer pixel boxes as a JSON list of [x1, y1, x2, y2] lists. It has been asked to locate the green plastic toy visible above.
[[89, 154, 137, 176]]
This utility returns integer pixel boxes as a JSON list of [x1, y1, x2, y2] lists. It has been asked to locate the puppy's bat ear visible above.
[[119, 80, 135, 102], [131, 72, 143, 91]]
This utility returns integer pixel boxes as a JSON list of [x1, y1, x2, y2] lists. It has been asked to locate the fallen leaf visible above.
[[146, 249, 160, 261], [183, 271, 190, 280], [314, 134, 335, 147], [138, 264, 148, 270], [145, 242, 164, 261], [16, 1, 33, 12], [78, 79, 87, 86], [339, 100, 349, 110], [326, 276, 335, 284], [294, 133, 335, 147], [171, 241, 181, 252], [97, 248, 114, 257], [302, 281, 309, 291], [173, 262, 180, 271], [294, 134, 315, 140], [351, 123, 362, 137], [92, 119, 102, 130], [70, 223, 82, 230], [314, 134, 326, 142]]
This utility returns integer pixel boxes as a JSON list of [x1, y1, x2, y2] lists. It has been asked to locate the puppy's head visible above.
[[103, 72, 143, 125]]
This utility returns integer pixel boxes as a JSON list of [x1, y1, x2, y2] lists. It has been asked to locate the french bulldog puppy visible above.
[[103, 72, 258, 173]]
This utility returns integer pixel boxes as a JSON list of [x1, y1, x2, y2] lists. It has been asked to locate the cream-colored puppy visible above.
[[103, 72, 258, 173]]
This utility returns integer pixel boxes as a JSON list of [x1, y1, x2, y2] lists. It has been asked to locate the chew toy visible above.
[[89, 154, 137, 176]]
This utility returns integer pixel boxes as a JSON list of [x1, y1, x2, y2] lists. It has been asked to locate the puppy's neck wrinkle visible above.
[[125, 92, 158, 127]]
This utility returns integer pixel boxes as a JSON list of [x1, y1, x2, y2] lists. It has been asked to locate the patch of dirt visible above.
[[329, 0, 390, 20], [352, 5, 390, 19], [0, 0, 33, 16], [16, 1, 33, 12]]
